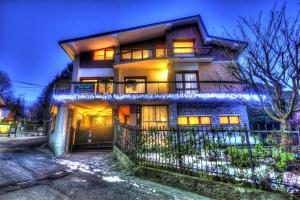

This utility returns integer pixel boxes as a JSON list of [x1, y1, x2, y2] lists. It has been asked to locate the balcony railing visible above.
[[115, 47, 213, 63], [54, 81, 247, 96]]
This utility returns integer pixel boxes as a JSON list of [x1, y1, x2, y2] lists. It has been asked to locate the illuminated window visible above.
[[200, 116, 211, 125], [125, 77, 146, 94], [189, 116, 199, 125], [142, 106, 168, 128], [178, 116, 211, 125], [219, 115, 240, 125], [121, 50, 152, 60], [93, 49, 115, 60], [98, 78, 113, 94], [173, 40, 194, 54], [178, 116, 188, 125], [156, 48, 166, 58]]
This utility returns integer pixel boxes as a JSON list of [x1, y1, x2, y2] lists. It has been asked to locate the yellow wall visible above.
[[118, 68, 168, 82]]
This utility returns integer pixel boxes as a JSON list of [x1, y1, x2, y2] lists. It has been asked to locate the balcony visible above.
[[114, 47, 213, 64], [52, 81, 263, 103], [54, 80, 246, 96]]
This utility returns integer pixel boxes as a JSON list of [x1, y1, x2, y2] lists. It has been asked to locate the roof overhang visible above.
[[59, 15, 247, 60]]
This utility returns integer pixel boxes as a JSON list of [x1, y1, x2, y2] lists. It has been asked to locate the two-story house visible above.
[[50, 15, 258, 155]]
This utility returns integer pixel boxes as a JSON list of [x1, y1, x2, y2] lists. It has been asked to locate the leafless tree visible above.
[[0, 69, 12, 100], [224, 4, 300, 130]]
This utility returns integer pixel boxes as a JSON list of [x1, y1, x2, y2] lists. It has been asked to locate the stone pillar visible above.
[[113, 68, 119, 93], [112, 107, 118, 144], [49, 104, 69, 156], [167, 62, 176, 93], [239, 104, 250, 129], [169, 103, 178, 127], [129, 105, 137, 126]]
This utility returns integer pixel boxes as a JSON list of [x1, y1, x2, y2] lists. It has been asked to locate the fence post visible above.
[[176, 126, 183, 173], [245, 128, 257, 188]]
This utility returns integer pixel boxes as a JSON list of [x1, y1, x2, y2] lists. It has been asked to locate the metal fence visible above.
[[115, 122, 300, 195]]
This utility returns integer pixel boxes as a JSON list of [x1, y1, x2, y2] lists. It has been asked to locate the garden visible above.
[[116, 124, 300, 195]]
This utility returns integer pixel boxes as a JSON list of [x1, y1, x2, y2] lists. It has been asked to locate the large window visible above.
[[176, 72, 198, 93], [121, 50, 152, 60], [81, 78, 113, 94], [178, 116, 211, 126], [93, 49, 115, 60], [219, 115, 240, 125], [142, 106, 168, 128], [173, 40, 194, 54], [124, 77, 146, 94]]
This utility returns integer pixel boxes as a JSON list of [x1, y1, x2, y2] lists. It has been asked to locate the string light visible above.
[[52, 93, 266, 103]]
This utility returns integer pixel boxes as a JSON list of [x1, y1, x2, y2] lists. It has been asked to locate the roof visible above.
[[59, 15, 247, 60]]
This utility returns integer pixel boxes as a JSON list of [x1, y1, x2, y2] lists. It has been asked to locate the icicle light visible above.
[[52, 93, 266, 103]]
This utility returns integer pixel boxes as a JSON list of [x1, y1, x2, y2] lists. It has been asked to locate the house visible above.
[[0, 97, 9, 121], [50, 15, 258, 155]]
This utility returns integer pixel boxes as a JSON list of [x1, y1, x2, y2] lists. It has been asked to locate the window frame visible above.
[[173, 39, 195, 55], [219, 115, 241, 125], [124, 76, 147, 94], [93, 48, 115, 61], [80, 77, 114, 94], [178, 115, 212, 126], [175, 71, 199, 93], [141, 105, 169, 128]]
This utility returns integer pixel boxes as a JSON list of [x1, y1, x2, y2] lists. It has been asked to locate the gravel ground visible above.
[[0, 137, 210, 200]]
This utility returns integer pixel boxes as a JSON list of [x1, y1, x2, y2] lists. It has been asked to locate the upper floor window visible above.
[[219, 115, 240, 125], [93, 49, 115, 60], [121, 49, 152, 60], [173, 39, 195, 54], [175, 72, 198, 94], [124, 77, 146, 94]]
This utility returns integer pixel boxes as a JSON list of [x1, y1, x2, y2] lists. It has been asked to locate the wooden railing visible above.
[[54, 81, 247, 95], [114, 47, 213, 63]]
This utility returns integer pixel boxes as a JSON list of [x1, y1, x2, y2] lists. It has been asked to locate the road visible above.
[[0, 136, 209, 200]]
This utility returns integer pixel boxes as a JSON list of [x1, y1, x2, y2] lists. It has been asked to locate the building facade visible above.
[[50, 15, 256, 155]]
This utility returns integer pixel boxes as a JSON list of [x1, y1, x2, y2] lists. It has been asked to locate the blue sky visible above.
[[0, 0, 298, 103]]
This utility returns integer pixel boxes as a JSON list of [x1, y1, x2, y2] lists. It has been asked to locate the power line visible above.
[[11, 80, 48, 88]]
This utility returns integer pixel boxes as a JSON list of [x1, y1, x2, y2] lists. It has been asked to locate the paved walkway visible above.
[[0, 137, 209, 200]]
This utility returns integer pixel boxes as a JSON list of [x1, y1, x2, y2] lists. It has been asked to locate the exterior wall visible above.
[[198, 62, 236, 81], [166, 25, 204, 49], [120, 37, 165, 50], [79, 68, 114, 78], [168, 103, 178, 126], [80, 51, 114, 68], [173, 61, 237, 83], [213, 46, 239, 61], [177, 102, 249, 128]]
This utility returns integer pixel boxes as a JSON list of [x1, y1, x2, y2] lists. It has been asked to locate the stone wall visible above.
[[172, 102, 250, 128]]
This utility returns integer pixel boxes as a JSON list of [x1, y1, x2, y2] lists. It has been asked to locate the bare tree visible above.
[[0, 69, 12, 100], [224, 4, 300, 130]]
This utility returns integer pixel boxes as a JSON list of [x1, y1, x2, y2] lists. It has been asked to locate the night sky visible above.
[[0, 0, 298, 103]]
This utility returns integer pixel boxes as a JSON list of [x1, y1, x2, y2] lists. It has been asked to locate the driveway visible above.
[[0, 137, 209, 200]]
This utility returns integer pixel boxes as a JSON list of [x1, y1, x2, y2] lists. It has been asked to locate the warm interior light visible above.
[[200, 116, 211, 125], [173, 40, 194, 54], [229, 116, 240, 124], [160, 69, 168, 81], [178, 116, 188, 125]]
